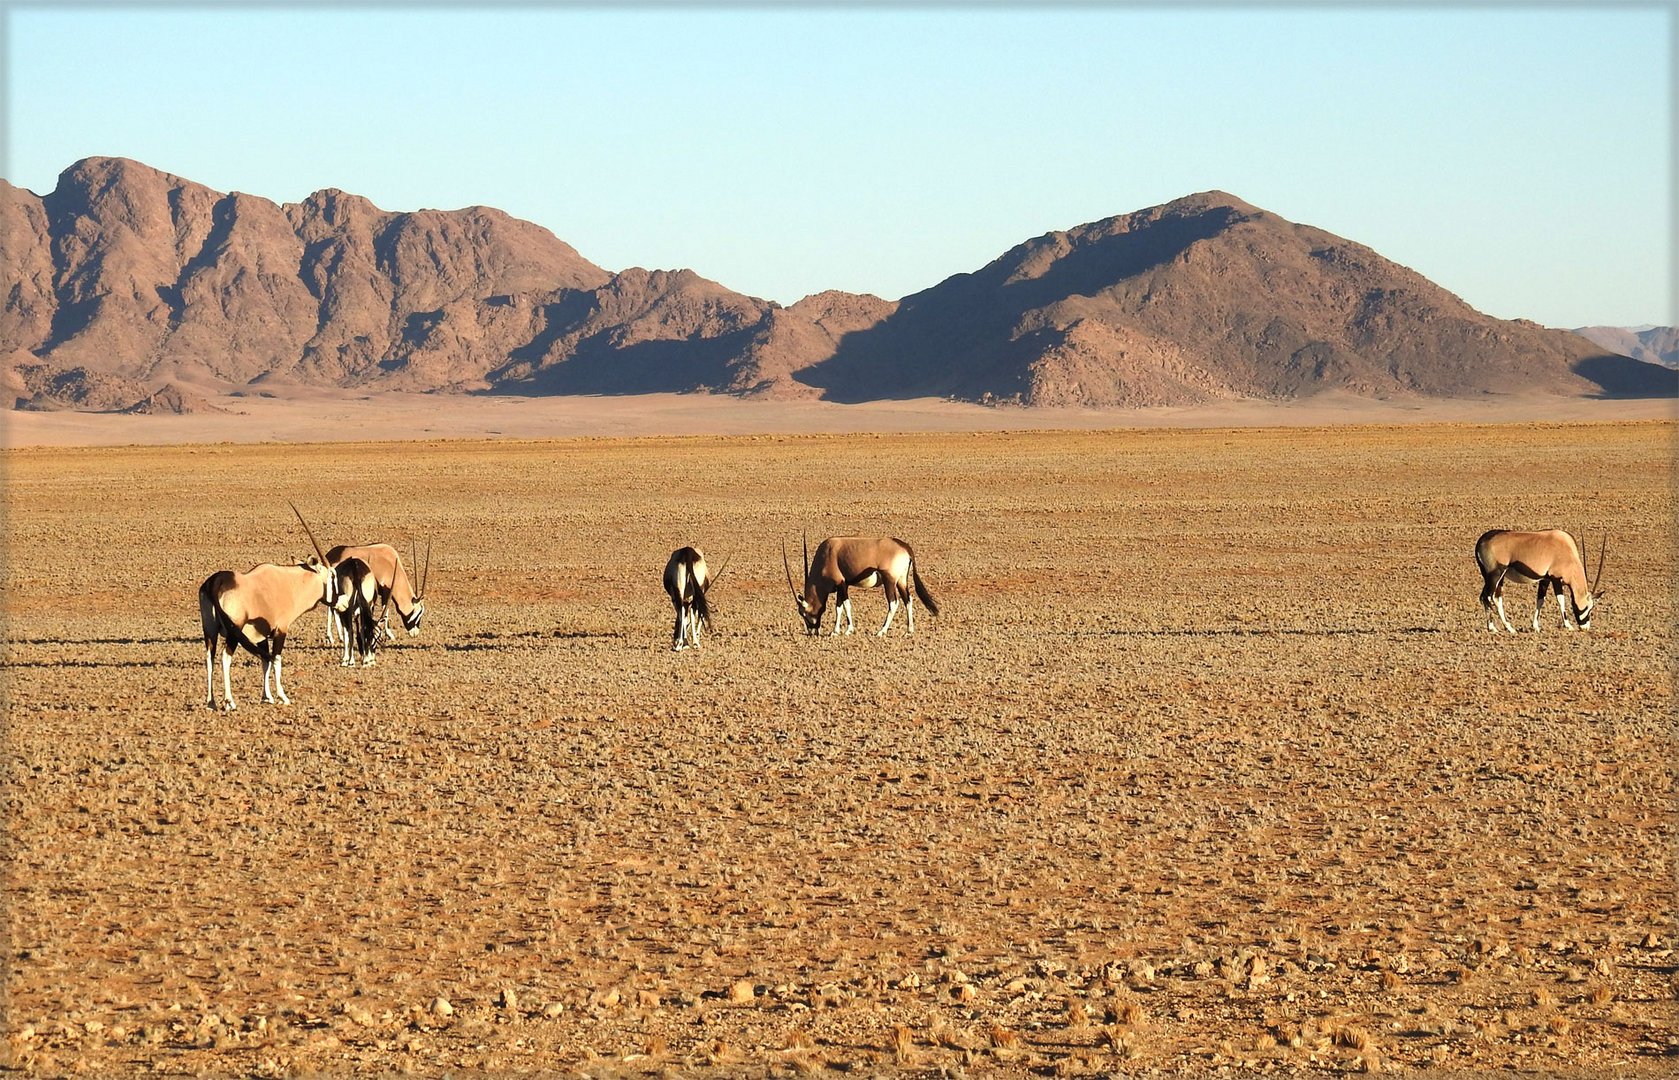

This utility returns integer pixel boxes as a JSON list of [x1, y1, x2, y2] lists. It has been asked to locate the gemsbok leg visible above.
[[220, 641, 237, 710], [833, 588, 854, 636], [878, 579, 903, 636], [1481, 568, 1518, 633], [263, 632, 291, 705], [1536, 578, 1573, 629]]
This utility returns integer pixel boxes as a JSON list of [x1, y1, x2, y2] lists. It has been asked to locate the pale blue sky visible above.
[[3, 2, 1671, 327]]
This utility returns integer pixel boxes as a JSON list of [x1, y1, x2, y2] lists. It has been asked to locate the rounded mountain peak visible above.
[[1160, 190, 1261, 216]]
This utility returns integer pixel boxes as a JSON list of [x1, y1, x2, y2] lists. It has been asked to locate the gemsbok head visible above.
[[662, 546, 727, 651], [783, 534, 939, 637], [1474, 528, 1608, 632], [323, 539, 430, 643], [198, 503, 340, 709]]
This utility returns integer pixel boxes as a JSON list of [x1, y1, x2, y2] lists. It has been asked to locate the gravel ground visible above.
[[3, 421, 1674, 1077]]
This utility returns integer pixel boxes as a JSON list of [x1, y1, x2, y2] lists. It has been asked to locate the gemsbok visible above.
[[783, 534, 939, 637], [662, 546, 726, 651], [330, 557, 380, 667], [1475, 528, 1608, 632], [324, 540, 430, 643], [199, 504, 340, 709]]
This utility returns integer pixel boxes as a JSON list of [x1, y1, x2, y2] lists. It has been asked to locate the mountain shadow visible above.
[[1570, 354, 1679, 399]]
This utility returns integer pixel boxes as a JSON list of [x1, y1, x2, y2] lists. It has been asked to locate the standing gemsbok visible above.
[[783, 534, 939, 637], [324, 541, 430, 643], [662, 546, 726, 651], [330, 557, 381, 667], [1475, 529, 1608, 632], [199, 504, 340, 709]]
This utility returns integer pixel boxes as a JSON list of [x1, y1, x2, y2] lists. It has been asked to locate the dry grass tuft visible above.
[[1333, 1025, 1373, 1052], [988, 1024, 1021, 1050], [1586, 984, 1614, 1006], [890, 1024, 914, 1064]]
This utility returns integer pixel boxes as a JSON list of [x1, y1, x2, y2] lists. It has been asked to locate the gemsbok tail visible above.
[[1473, 530, 1499, 575], [198, 572, 261, 659], [911, 560, 940, 618], [690, 556, 712, 627]]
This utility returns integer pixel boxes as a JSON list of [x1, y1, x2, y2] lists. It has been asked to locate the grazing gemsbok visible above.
[[323, 541, 430, 643], [198, 505, 340, 709], [662, 546, 727, 651], [330, 557, 381, 667], [783, 534, 939, 636], [1475, 529, 1608, 632]]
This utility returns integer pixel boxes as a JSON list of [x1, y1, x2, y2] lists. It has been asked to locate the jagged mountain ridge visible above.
[[3, 156, 1671, 412]]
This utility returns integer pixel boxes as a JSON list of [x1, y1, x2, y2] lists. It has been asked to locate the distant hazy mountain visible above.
[[1572, 325, 1679, 369], [3, 156, 1672, 412]]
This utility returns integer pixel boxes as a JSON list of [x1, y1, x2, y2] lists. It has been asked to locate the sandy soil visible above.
[[3, 389, 1675, 448], [2, 421, 1674, 1078]]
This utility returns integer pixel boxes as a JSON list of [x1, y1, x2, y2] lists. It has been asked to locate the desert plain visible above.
[[2, 405, 1675, 1078]]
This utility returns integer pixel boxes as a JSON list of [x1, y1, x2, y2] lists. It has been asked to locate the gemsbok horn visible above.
[[199, 504, 341, 709], [663, 546, 727, 651], [1474, 528, 1608, 633], [784, 533, 939, 637]]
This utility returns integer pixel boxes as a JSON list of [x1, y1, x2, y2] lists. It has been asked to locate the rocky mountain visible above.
[[797, 192, 1673, 405], [3, 157, 1671, 412], [1572, 325, 1679, 369]]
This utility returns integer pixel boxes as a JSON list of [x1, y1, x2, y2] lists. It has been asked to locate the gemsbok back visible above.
[[662, 546, 726, 651], [1475, 528, 1608, 632], [783, 534, 939, 636], [324, 540, 430, 643], [199, 504, 340, 709]]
